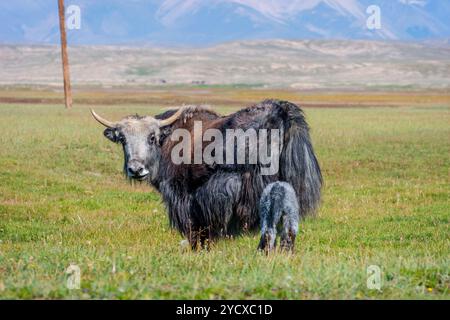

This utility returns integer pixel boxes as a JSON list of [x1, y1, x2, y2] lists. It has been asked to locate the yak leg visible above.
[[187, 226, 211, 251], [258, 228, 276, 254], [279, 207, 299, 252], [258, 197, 279, 254]]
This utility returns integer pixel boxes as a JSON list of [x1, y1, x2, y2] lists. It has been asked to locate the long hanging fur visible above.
[[278, 101, 323, 217]]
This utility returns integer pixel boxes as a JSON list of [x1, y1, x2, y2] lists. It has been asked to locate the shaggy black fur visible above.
[[153, 99, 322, 248]]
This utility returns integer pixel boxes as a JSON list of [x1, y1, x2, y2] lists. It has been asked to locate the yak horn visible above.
[[158, 107, 185, 127], [90, 109, 116, 128]]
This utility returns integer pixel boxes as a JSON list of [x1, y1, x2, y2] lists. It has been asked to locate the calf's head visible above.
[[91, 109, 183, 181]]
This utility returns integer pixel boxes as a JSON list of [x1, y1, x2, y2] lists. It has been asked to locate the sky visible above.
[[0, 0, 449, 46]]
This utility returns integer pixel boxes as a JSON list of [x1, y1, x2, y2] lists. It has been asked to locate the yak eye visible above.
[[148, 133, 156, 144]]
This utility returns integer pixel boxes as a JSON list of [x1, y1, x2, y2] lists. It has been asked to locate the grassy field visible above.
[[0, 90, 449, 299]]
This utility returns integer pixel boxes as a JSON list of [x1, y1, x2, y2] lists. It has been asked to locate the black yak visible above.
[[258, 181, 299, 253], [91, 99, 322, 249]]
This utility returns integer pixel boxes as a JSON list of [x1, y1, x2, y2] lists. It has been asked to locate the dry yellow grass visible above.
[[1, 86, 449, 108]]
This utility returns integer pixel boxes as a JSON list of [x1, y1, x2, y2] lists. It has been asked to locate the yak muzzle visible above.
[[127, 160, 149, 180]]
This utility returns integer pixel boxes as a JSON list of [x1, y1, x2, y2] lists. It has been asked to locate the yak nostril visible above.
[[128, 164, 146, 177]]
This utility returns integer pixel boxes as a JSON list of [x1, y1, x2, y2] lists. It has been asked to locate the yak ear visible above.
[[103, 127, 118, 143]]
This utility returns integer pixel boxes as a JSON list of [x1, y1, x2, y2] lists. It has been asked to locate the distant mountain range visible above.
[[0, 0, 450, 45]]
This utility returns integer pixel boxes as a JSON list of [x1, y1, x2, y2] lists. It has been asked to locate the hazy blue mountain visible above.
[[0, 0, 449, 45]]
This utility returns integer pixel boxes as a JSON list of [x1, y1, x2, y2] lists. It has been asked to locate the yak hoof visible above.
[[258, 233, 275, 254]]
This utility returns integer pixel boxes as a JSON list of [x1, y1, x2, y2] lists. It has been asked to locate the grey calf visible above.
[[258, 181, 299, 252]]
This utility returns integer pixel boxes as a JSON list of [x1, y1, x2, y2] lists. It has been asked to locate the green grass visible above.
[[0, 102, 448, 299]]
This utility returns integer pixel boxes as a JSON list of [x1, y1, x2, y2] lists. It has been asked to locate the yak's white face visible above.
[[91, 108, 184, 182], [104, 116, 161, 181]]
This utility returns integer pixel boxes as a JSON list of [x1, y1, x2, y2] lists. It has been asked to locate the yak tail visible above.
[[279, 101, 322, 218]]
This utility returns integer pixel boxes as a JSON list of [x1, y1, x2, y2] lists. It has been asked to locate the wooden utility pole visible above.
[[58, 0, 73, 109]]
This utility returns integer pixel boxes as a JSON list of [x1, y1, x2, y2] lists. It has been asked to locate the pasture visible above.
[[0, 88, 448, 299]]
